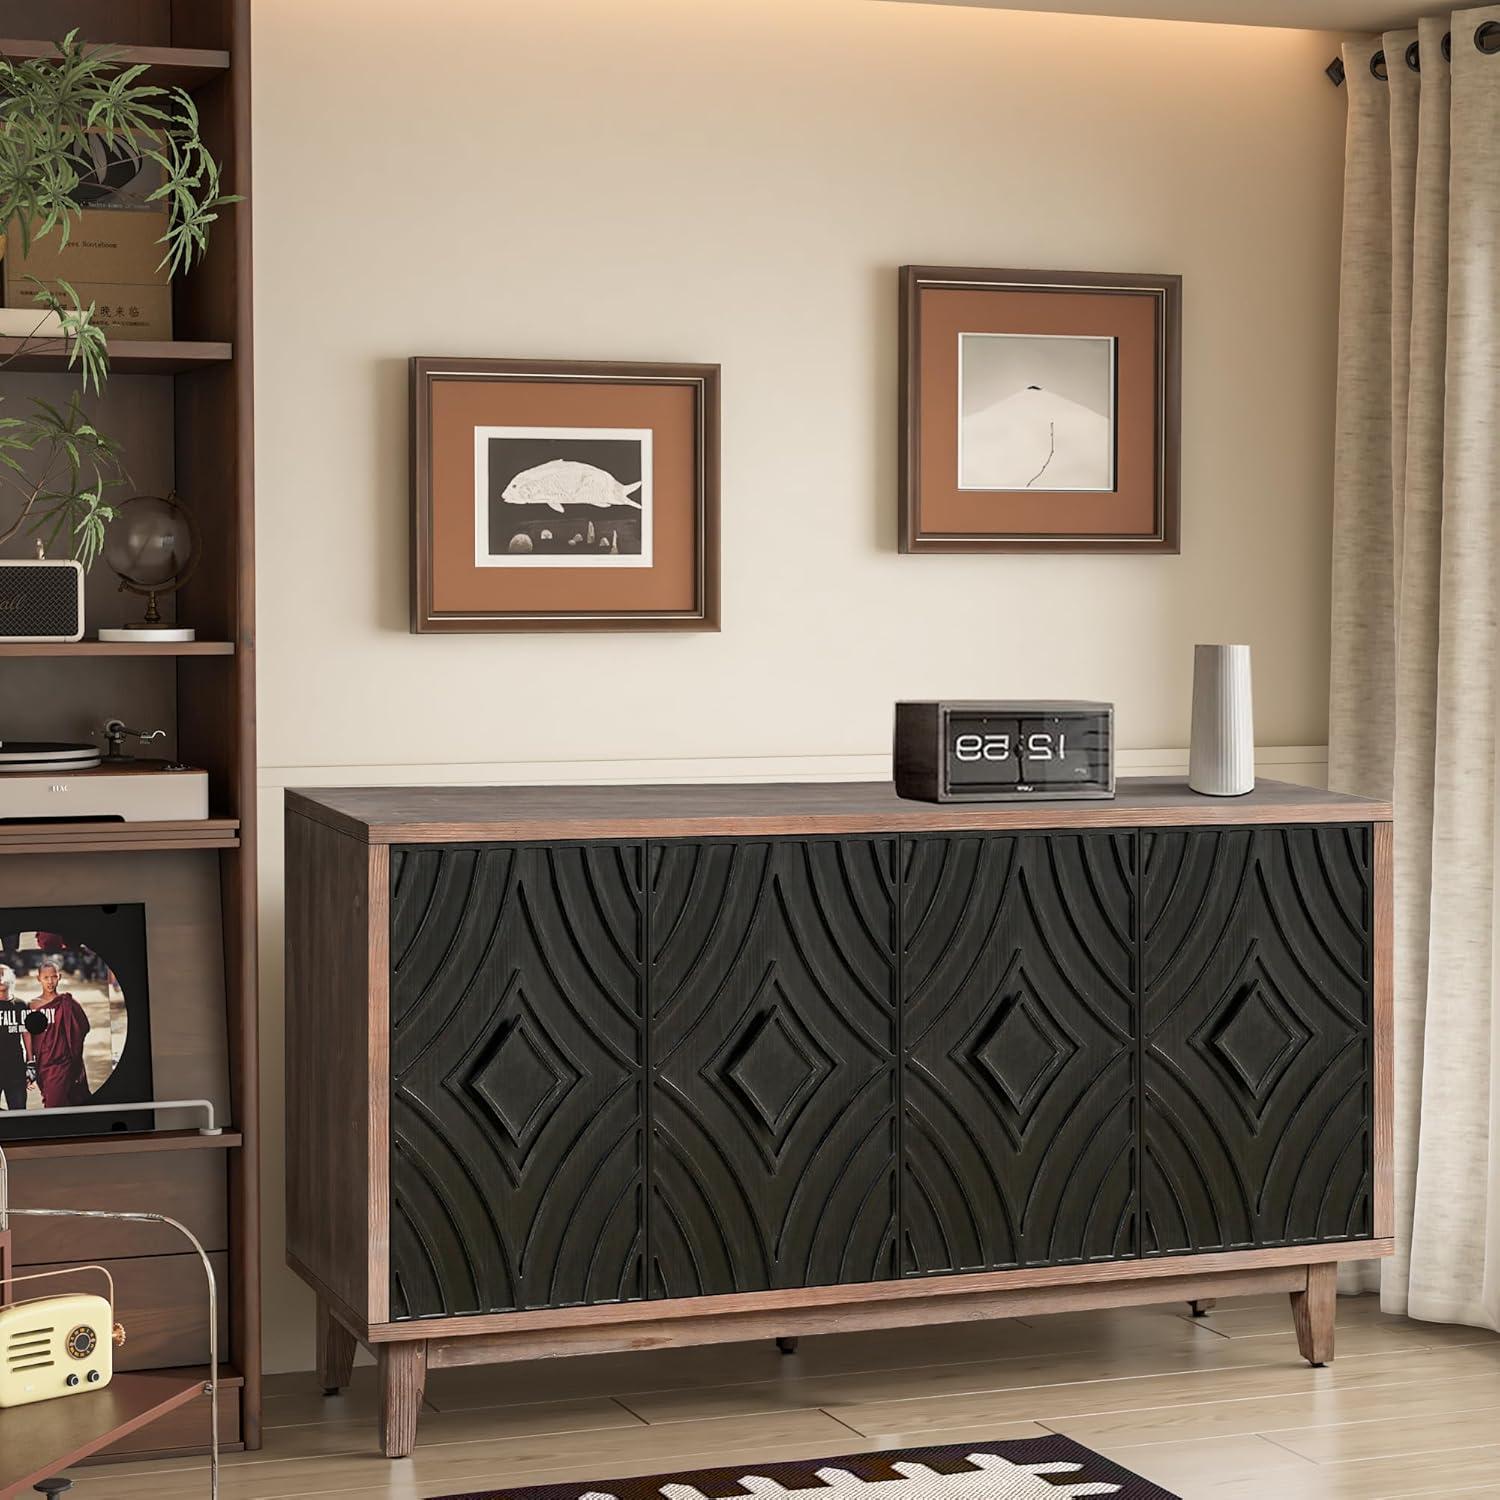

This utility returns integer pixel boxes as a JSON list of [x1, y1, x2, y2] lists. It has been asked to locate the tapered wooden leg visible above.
[[1188, 1299, 1216, 1318], [776, 1336, 799, 1355], [316, 1296, 357, 1395], [379, 1341, 427, 1458], [1290, 1263, 1336, 1367]]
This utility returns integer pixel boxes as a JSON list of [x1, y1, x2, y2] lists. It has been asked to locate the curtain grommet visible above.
[[1370, 48, 1388, 79], [1442, 30, 1453, 61], [1405, 39, 1421, 71], [1476, 20, 1500, 54]]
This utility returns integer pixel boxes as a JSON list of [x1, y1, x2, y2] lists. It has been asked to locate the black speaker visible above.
[[0, 561, 84, 642]]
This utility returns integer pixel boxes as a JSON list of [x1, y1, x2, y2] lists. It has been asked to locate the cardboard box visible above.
[[2, 209, 173, 340]]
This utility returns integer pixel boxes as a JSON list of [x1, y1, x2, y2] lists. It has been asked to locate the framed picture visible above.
[[899, 266, 1181, 553], [0, 904, 153, 1141], [411, 357, 720, 631]]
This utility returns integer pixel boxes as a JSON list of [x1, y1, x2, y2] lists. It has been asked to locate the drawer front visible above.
[[649, 838, 899, 1296], [1141, 825, 1375, 1254], [388, 843, 647, 1319], [901, 832, 1138, 1275]]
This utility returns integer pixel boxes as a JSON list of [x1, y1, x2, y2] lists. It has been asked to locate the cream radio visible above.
[[0, 1268, 126, 1408]]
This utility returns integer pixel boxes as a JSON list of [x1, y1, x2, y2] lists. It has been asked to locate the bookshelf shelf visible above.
[[0, 640, 236, 658], [0, 337, 233, 373], [0, 37, 229, 90], [0, 1130, 244, 1162]]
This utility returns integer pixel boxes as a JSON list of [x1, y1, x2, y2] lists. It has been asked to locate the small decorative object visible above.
[[0, 543, 83, 643], [899, 266, 1181, 553], [1188, 644, 1255, 797], [411, 357, 720, 631], [0, 1270, 124, 1407], [0, 906, 153, 1140], [96, 493, 199, 642], [894, 700, 1115, 802]]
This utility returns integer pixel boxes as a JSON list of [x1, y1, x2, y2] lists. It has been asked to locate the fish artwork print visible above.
[[502, 460, 644, 513]]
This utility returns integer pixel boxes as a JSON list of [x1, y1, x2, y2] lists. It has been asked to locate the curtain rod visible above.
[[1328, 19, 1499, 85]]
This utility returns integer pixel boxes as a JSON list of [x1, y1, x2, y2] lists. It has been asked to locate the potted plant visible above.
[[0, 31, 236, 565]]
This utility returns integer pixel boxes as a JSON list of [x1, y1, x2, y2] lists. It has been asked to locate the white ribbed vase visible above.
[[1188, 644, 1254, 796]]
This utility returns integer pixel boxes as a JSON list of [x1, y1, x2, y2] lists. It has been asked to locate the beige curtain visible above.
[[1329, 8, 1500, 1329]]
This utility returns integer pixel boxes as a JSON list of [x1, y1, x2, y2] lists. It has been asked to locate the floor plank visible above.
[[48, 1298, 1500, 1500]]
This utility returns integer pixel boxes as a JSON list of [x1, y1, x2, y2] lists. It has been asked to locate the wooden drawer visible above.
[[13, 1252, 229, 1371], [4, 1150, 227, 1264]]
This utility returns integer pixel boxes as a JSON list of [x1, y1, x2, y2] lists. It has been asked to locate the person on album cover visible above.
[[0, 964, 27, 1110], [26, 961, 92, 1108]]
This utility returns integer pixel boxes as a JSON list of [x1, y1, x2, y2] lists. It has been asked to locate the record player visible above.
[[0, 721, 208, 822]]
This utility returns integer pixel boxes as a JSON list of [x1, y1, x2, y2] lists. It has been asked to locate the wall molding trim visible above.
[[258, 745, 1330, 792]]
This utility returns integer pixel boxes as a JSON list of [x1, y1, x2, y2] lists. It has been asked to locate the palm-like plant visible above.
[[0, 30, 237, 565]]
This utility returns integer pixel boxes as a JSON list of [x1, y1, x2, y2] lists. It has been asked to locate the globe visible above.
[[104, 493, 193, 590]]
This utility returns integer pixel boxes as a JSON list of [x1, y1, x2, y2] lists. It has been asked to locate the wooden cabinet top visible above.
[[285, 777, 1390, 845]]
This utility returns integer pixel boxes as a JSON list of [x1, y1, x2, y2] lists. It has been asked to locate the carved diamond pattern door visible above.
[[649, 839, 899, 1297], [901, 833, 1138, 1275], [388, 843, 647, 1319], [1141, 825, 1374, 1255]]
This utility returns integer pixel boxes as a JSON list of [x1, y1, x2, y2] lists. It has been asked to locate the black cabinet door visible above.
[[387, 843, 647, 1319], [1141, 825, 1374, 1255], [649, 839, 899, 1297], [901, 833, 1138, 1275]]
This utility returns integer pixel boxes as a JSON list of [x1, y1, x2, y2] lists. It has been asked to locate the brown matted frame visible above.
[[410, 356, 721, 632], [899, 265, 1182, 554]]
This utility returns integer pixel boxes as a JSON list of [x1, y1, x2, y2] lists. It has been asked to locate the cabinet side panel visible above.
[[284, 811, 372, 1322]]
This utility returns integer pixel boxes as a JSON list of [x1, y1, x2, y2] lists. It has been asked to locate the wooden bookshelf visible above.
[[0, 0, 260, 1466]]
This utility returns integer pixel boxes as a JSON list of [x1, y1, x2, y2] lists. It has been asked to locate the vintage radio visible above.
[[0, 1279, 125, 1408], [0, 558, 84, 643]]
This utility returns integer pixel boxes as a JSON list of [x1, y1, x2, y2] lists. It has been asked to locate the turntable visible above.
[[0, 724, 208, 822]]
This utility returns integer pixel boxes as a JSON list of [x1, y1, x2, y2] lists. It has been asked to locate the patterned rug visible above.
[[436, 1434, 1182, 1499]]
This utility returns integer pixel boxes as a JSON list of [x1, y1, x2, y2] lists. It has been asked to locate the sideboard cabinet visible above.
[[285, 780, 1392, 1457]]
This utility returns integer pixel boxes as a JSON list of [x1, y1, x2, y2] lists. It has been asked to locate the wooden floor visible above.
[[61, 1294, 1500, 1499]]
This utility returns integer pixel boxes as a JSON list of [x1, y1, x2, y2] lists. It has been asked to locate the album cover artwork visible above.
[[0, 904, 154, 1140]]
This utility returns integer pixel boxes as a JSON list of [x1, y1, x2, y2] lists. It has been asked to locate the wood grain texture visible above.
[[0, 820, 239, 855], [4, 1149, 226, 1262], [284, 813, 374, 1326], [902, 832, 1137, 1273], [286, 777, 1392, 846], [91, 1371, 242, 1463], [363, 1238, 1391, 1344], [316, 1297, 357, 1395], [0, 1371, 205, 1497], [379, 1341, 427, 1459], [424, 1265, 1308, 1368], [1290, 1260, 1337, 1365], [1140, 825, 1374, 1255]]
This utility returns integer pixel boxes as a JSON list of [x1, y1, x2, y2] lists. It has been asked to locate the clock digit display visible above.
[[946, 710, 1111, 792]]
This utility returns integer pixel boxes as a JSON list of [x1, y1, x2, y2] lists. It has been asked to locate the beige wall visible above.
[[252, 0, 1345, 1373]]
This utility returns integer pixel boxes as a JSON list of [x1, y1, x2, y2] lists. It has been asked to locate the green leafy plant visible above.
[[0, 31, 238, 566]]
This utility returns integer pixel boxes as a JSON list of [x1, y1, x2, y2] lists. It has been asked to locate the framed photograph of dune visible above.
[[899, 267, 1181, 553], [411, 357, 720, 630]]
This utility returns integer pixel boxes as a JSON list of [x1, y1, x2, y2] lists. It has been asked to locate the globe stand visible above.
[[94, 493, 200, 644]]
